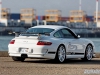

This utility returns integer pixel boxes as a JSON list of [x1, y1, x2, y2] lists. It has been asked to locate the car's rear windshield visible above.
[[21, 28, 54, 36], [26, 28, 54, 33]]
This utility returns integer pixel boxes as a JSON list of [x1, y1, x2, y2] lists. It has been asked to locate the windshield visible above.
[[21, 28, 54, 36]]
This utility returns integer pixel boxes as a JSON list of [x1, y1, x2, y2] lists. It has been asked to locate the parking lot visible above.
[[0, 57, 100, 75]]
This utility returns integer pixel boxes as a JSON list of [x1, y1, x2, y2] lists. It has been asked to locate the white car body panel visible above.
[[8, 25, 95, 60]]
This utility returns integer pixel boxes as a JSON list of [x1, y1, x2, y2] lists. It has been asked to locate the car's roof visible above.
[[31, 25, 68, 30]]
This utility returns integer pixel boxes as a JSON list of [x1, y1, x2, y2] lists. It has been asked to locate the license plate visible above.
[[20, 48, 28, 53]]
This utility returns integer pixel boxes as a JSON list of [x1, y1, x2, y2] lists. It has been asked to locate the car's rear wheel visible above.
[[12, 57, 25, 62], [55, 45, 66, 63], [82, 45, 93, 61]]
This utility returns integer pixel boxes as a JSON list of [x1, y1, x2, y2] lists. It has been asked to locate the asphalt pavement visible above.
[[0, 57, 100, 75]]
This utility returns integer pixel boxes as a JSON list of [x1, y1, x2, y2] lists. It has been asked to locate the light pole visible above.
[[79, 0, 82, 11], [96, 0, 99, 23], [0, 0, 2, 21]]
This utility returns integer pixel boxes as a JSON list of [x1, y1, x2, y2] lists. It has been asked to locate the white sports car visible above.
[[8, 25, 95, 63]]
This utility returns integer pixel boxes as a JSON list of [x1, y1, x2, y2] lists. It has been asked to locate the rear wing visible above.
[[20, 32, 50, 36], [37, 33, 50, 40]]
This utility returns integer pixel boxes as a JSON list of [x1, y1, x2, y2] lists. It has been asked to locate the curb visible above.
[[95, 53, 100, 58], [0, 51, 9, 57]]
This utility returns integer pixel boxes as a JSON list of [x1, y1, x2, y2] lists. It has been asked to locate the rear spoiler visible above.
[[37, 33, 50, 40], [20, 32, 50, 36], [8, 31, 20, 37]]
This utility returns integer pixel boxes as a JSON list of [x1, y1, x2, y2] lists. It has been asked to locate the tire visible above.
[[82, 45, 93, 61], [55, 45, 66, 63], [12, 57, 25, 62]]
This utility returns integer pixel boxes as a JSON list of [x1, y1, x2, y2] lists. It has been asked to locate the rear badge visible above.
[[23, 41, 28, 43]]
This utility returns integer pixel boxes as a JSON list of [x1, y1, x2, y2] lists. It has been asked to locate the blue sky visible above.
[[2, 0, 100, 16]]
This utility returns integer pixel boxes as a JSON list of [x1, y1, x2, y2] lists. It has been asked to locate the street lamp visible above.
[[0, 0, 2, 21], [96, 0, 99, 23], [79, 0, 82, 11]]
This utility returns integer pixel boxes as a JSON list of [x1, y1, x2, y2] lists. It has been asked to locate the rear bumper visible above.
[[9, 53, 56, 59], [8, 44, 57, 59]]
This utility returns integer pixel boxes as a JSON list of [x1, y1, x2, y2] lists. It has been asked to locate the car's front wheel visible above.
[[55, 45, 66, 63], [12, 57, 25, 62], [82, 45, 93, 61]]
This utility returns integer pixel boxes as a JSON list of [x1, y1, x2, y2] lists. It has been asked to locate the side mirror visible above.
[[78, 35, 80, 38]]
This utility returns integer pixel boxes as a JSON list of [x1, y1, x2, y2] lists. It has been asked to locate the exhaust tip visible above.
[[21, 54, 28, 58]]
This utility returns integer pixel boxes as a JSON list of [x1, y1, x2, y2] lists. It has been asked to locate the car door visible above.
[[60, 28, 85, 54]]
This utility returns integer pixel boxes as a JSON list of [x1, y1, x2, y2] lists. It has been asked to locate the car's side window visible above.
[[54, 30, 63, 38], [61, 29, 75, 38]]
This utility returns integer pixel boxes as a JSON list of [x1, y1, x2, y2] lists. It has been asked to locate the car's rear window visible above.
[[20, 28, 54, 36], [26, 28, 54, 33]]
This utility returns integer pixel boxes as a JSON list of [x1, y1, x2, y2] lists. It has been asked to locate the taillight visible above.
[[37, 41, 52, 45], [9, 40, 15, 44]]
